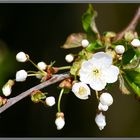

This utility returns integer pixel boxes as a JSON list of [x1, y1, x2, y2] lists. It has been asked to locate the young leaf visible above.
[[118, 74, 131, 95], [82, 4, 99, 36], [61, 33, 87, 49]]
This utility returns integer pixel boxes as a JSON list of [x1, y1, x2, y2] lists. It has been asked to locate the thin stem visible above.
[[28, 59, 47, 75], [27, 74, 41, 77], [113, 6, 140, 42], [57, 88, 64, 112], [58, 66, 71, 71], [0, 72, 70, 114], [95, 90, 99, 100], [27, 71, 38, 74]]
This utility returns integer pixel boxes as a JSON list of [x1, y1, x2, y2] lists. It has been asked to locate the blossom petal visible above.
[[89, 78, 106, 91], [79, 61, 93, 84], [92, 52, 112, 68], [102, 65, 119, 83]]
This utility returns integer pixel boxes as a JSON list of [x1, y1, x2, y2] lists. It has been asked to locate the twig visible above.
[[113, 6, 140, 42], [0, 72, 70, 114]]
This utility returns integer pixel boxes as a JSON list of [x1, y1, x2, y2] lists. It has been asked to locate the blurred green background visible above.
[[0, 3, 139, 137]]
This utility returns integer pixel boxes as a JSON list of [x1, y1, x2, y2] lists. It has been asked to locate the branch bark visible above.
[[113, 6, 140, 42], [0, 73, 70, 114]]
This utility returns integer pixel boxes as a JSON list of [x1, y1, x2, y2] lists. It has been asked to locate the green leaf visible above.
[[122, 48, 135, 65], [82, 4, 98, 35], [125, 69, 140, 86], [70, 58, 84, 76], [61, 33, 87, 49], [86, 40, 104, 52], [124, 68, 140, 96], [124, 74, 140, 96], [134, 48, 140, 57]]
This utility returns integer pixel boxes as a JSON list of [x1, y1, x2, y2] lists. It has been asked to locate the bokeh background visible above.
[[0, 3, 139, 137]]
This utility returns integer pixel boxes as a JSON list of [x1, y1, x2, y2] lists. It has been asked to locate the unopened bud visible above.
[[95, 112, 106, 130], [99, 92, 113, 106], [55, 112, 65, 130], [2, 80, 14, 97], [45, 96, 55, 107], [131, 38, 140, 47], [37, 61, 47, 70], [115, 45, 125, 54], [65, 54, 74, 63], [98, 102, 109, 111], [81, 39, 89, 48], [16, 52, 28, 62]]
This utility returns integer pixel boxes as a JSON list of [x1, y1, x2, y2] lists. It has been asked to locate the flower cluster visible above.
[[1, 5, 140, 132]]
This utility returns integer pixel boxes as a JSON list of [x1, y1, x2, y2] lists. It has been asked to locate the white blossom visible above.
[[16, 52, 28, 62], [45, 96, 55, 107], [98, 102, 109, 111], [99, 92, 113, 106], [115, 45, 125, 54], [131, 38, 140, 47], [95, 112, 106, 130], [72, 82, 91, 100], [55, 117, 65, 130], [65, 54, 74, 63], [16, 70, 28, 82], [79, 52, 119, 91], [81, 39, 89, 48], [37, 61, 47, 70]]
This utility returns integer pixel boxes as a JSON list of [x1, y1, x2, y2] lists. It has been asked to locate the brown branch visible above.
[[0, 72, 70, 114], [113, 6, 140, 42]]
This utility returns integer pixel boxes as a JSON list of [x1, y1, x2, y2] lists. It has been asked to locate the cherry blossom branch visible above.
[[0, 72, 70, 114], [113, 6, 140, 42]]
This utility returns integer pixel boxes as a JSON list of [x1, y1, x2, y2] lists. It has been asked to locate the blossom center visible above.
[[78, 87, 87, 95], [93, 68, 100, 77]]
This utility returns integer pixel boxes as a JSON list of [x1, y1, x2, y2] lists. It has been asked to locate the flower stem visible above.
[[27, 71, 38, 74], [57, 88, 64, 112], [95, 91, 99, 100], [58, 66, 71, 71], [27, 74, 41, 77], [28, 59, 47, 75]]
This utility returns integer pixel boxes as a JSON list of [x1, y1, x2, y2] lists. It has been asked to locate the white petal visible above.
[[102, 65, 119, 83], [92, 52, 112, 68], [79, 70, 93, 84], [80, 60, 93, 71], [79, 61, 94, 84], [89, 77, 106, 91]]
